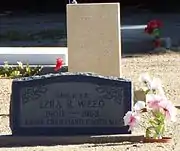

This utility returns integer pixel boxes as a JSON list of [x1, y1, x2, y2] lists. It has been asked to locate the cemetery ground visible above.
[[0, 51, 180, 151]]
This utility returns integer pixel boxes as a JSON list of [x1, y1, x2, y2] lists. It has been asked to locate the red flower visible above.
[[145, 27, 153, 34], [54, 58, 63, 71], [145, 20, 162, 34], [148, 20, 162, 29], [154, 39, 161, 48]]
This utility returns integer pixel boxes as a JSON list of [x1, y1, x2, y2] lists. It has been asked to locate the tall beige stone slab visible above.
[[67, 3, 121, 77]]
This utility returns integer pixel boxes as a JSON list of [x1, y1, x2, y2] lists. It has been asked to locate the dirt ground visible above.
[[0, 52, 180, 150]]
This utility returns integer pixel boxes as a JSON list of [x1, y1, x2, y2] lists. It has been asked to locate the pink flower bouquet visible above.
[[123, 73, 177, 139]]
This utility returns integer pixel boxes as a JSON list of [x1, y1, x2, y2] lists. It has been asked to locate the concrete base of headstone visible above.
[[0, 47, 68, 65], [121, 25, 154, 54], [0, 134, 144, 147]]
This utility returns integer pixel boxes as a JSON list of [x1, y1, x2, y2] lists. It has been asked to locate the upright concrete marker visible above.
[[67, 3, 121, 77]]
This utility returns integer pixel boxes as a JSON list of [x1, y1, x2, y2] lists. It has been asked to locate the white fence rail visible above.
[[0, 47, 68, 65]]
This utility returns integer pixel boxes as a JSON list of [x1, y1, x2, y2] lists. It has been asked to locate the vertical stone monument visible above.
[[67, 3, 121, 77]]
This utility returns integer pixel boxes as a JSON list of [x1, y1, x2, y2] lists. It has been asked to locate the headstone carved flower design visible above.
[[123, 73, 177, 140]]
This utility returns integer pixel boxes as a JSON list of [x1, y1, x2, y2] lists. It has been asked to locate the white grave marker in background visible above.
[[67, 3, 121, 77]]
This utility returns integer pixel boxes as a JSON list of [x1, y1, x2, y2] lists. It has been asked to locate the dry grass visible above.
[[0, 52, 180, 150]]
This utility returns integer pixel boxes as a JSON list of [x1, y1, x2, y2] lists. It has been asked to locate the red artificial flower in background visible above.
[[54, 58, 63, 71], [148, 20, 162, 29], [145, 20, 163, 34], [154, 39, 161, 48]]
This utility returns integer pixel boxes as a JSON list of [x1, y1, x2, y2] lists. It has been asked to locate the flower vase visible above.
[[143, 137, 172, 143]]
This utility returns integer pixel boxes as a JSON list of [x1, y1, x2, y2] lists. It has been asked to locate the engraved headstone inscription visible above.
[[10, 73, 132, 136]]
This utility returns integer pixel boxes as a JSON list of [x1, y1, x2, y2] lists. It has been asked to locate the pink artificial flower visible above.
[[146, 94, 163, 110], [146, 94, 177, 122], [149, 78, 162, 90], [149, 78, 166, 98], [159, 100, 177, 122], [123, 111, 140, 131]]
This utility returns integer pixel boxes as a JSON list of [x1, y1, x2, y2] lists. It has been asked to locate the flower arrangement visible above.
[[0, 58, 63, 78], [145, 20, 163, 48], [123, 73, 177, 141]]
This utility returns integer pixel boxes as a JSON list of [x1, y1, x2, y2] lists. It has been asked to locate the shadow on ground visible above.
[[81, 142, 135, 148], [0, 114, 9, 117], [122, 48, 180, 58], [0, 135, 143, 148], [175, 106, 180, 110]]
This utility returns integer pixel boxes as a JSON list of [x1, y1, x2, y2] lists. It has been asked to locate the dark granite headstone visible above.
[[10, 72, 132, 136]]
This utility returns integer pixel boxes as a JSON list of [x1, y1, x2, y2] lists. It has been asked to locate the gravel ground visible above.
[[0, 52, 180, 150]]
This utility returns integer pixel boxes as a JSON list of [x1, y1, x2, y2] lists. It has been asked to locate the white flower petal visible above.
[[139, 73, 151, 84], [146, 94, 163, 102], [171, 107, 177, 122], [134, 101, 146, 111], [149, 78, 162, 90]]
